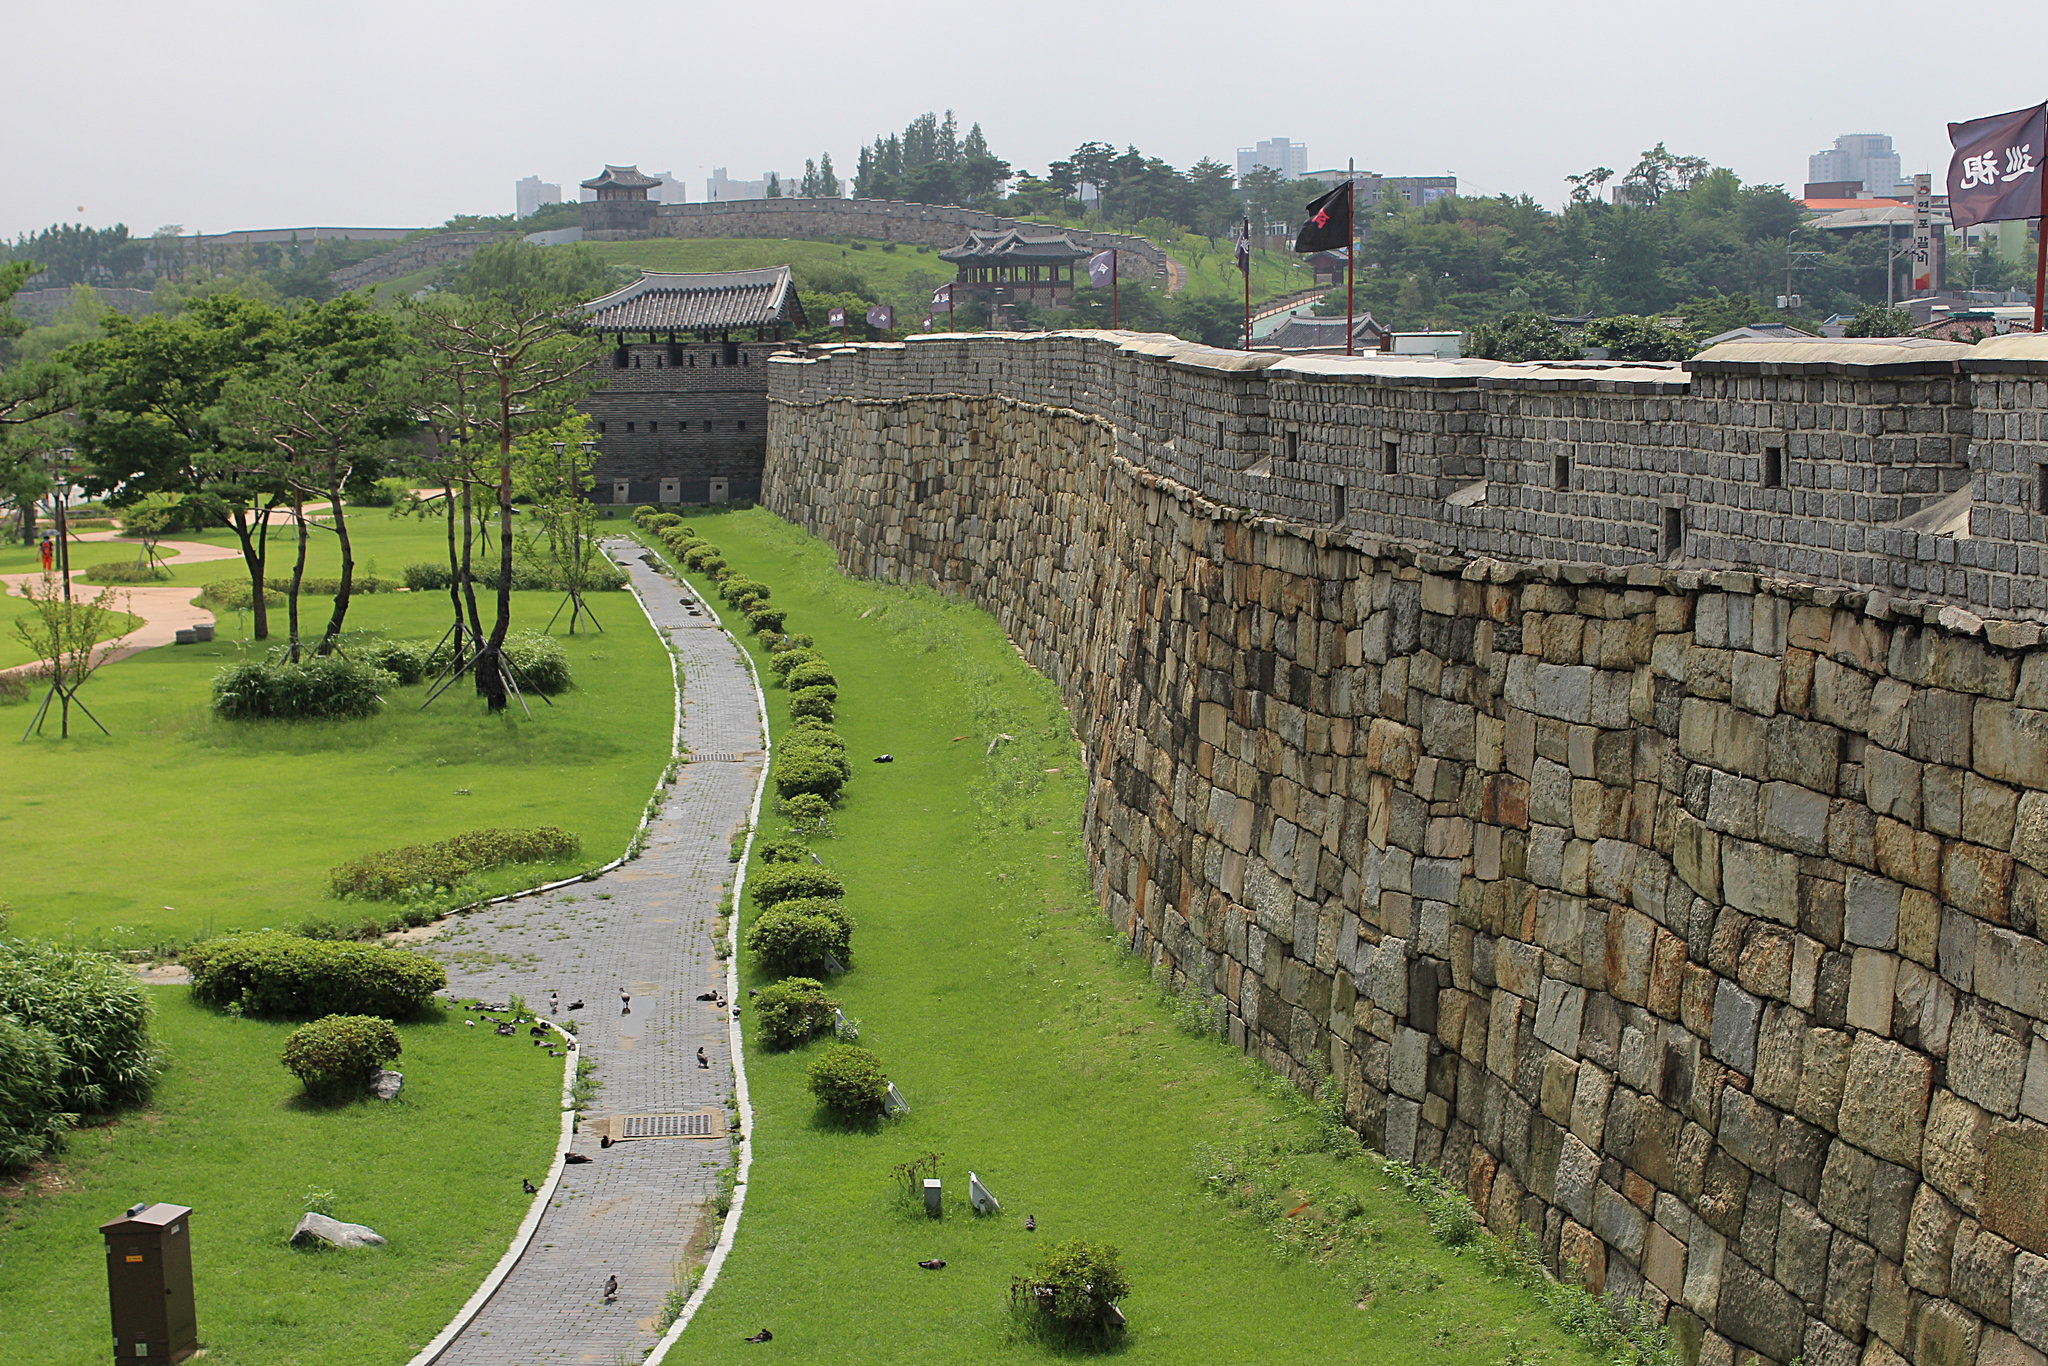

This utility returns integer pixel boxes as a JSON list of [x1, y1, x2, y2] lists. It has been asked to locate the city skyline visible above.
[[3, 0, 2043, 239]]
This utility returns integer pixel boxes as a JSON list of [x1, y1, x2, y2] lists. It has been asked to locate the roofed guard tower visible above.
[[578, 267, 807, 507], [580, 164, 662, 235]]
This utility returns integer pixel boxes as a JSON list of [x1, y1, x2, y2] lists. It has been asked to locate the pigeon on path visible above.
[[564, 1152, 592, 1165], [568, 999, 585, 1011], [697, 1047, 710, 1068], [522, 1178, 537, 1195], [603, 1274, 619, 1302], [744, 1329, 773, 1343]]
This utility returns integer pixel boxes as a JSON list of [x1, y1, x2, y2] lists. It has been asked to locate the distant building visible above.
[[1807, 134, 1902, 196], [649, 172, 687, 205], [706, 168, 780, 202], [1237, 138, 1309, 181], [1260, 312, 1391, 352], [516, 176, 563, 219], [940, 229, 1091, 314], [1304, 171, 1457, 207]]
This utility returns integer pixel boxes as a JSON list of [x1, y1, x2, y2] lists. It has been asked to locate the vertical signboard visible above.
[[1911, 173, 1935, 295]]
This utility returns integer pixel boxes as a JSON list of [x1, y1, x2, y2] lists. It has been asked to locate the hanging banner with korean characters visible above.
[[1947, 102, 2045, 229]]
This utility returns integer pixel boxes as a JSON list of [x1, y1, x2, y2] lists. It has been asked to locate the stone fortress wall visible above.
[[581, 196, 1168, 283], [762, 330, 2048, 1366]]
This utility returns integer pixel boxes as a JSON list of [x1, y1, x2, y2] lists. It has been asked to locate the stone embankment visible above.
[[762, 331, 2048, 1366]]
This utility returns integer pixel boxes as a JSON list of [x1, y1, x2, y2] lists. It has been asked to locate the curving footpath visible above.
[[418, 540, 766, 1365], [0, 532, 239, 676]]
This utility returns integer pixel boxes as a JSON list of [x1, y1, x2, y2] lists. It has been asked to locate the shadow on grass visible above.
[[804, 1106, 884, 1137], [1002, 1304, 1131, 1358]]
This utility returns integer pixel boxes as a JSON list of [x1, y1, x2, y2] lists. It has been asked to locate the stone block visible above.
[[1917, 1299, 1986, 1366], [1953, 1218, 2020, 1325], [1761, 780, 1831, 855], [1870, 1256, 1913, 1347], [1951, 1000, 2031, 1117], [2015, 1252, 2048, 1352], [1966, 774, 2022, 851], [1686, 1220, 1727, 1316], [1908, 1182, 1963, 1294], [1716, 1253, 1807, 1361], [1838, 1033, 1934, 1165], [1722, 838, 1800, 927], [1910, 688, 1978, 768], [1819, 1139, 1876, 1236], [1534, 977, 1585, 1057], [1985, 1120, 2048, 1256], [1711, 979, 1764, 1074], [1814, 657, 1878, 733], [1848, 948, 1900, 1034], [1645, 1220, 1689, 1298], [1594, 1179, 1648, 1260], [1946, 844, 2018, 927], [1826, 1232, 1877, 1335], [1778, 1192, 1833, 1304], [1675, 811, 1722, 902], [1796, 1027, 1853, 1131], [1982, 1328, 2048, 1366], [1975, 702, 2048, 792], [2024, 1040, 2048, 1126], [1865, 744, 1924, 824], [1555, 1130, 1600, 1225], [1926, 1090, 1993, 1215]]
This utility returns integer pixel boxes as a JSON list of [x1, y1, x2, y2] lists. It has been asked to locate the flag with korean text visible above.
[[1947, 103, 2046, 228], [865, 304, 893, 330], [931, 283, 953, 311], [828, 306, 846, 327], [1087, 250, 1116, 288], [1233, 218, 1251, 275]]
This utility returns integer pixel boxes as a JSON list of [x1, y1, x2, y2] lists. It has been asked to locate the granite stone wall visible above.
[[764, 331, 2048, 1366], [327, 231, 515, 289], [582, 339, 781, 505]]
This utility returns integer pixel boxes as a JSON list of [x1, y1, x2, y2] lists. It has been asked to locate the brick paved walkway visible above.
[[426, 540, 763, 1366]]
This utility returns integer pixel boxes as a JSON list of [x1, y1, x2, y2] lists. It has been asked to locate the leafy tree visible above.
[[1677, 292, 1770, 338], [1467, 311, 1578, 362], [766, 172, 782, 199], [511, 412, 605, 633], [445, 242, 625, 308], [1581, 314, 1696, 361], [854, 112, 1009, 207], [817, 153, 841, 198], [1844, 303, 1914, 337], [13, 572, 123, 738], [405, 294, 606, 711]]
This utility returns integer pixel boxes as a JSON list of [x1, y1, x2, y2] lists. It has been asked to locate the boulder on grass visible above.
[[291, 1213, 386, 1249], [369, 1069, 403, 1100]]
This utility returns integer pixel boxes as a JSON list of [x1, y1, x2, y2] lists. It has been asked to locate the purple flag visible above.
[[1087, 250, 1116, 288], [931, 283, 953, 310], [865, 304, 893, 330], [827, 306, 846, 327], [1948, 103, 2046, 229], [1233, 218, 1251, 276]]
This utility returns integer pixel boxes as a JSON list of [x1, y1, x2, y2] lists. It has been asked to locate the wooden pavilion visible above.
[[939, 229, 1092, 309]]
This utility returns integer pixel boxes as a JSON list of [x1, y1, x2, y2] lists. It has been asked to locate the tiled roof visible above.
[[939, 230, 1092, 264], [579, 267, 807, 333], [581, 164, 662, 191]]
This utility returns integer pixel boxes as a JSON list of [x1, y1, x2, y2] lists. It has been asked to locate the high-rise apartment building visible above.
[[705, 168, 781, 201], [515, 175, 562, 218], [1806, 134, 1903, 195], [1237, 138, 1309, 181]]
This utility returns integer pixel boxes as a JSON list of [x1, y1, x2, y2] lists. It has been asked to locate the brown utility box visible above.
[[99, 1203, 197, 1364]]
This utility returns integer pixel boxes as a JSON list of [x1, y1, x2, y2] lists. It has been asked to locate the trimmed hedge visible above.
[[746, 606, 787, 634], [750, 862, 846, 908], [788, 720, 845, 752], [767, 648, 823, 682], [330, 825, 580, 900], [806, 1045, 889, 1115], [211, 655, 393, 720], [186, 932, 446, 1019], [400, 561, 626, 593], [784, 661, 837, 692], [0, 1013, 71, 1169], [745, 898, 853, 972], [421, 633, 573, 695], [1012, 1240, 1132, 1332], [280, 1014, 402, 1099], [772, 748, 846, 800], [754, 977, 837, 1049], [358, 639, 429, 686], [757, 836, 814, 865], [789, 688, 835, 722]]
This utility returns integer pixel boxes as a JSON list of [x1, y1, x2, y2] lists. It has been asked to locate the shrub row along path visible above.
[[424, 538, 762, 1365], [0, 530, 237, 676]]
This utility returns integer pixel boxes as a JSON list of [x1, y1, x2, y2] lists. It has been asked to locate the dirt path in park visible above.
[[0, 530, 241, 678]]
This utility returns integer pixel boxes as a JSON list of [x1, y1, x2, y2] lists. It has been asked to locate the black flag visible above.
[[1947, 103, 2046, 229], [1293, 181, 1353, 253]]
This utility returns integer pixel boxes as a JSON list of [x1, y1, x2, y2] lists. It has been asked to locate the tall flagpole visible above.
[[1243, 222, 1251, 351], [2036, 167, 2046, 333], [1346, 180, 1356, 357], [1111, 248, 1119, 329]]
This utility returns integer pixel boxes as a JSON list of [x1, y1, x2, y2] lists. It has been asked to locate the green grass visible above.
[[0, 593, 145, 670], [639, 509, 1610, 1366], [0, 988, 561, 1366], [1168, 240, 1323, 304], [0, 512, 672, 948]]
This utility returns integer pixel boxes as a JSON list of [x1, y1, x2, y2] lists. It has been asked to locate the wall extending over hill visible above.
[[764, 331, 2048, 1366], [582, 195, 1167, 282], [327, 230, 515, 289]]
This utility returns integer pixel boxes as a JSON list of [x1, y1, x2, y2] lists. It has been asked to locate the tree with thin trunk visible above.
[[14, 573, 123, 739], [405, 295, 604, 711]]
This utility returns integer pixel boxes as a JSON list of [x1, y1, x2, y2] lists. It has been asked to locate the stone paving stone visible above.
[[431, 540, 762, 1365]]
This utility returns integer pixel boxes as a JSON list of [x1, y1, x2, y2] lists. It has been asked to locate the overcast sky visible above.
[[5, 0, 2045, 240]]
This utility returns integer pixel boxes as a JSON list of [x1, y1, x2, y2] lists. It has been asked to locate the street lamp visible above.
[[46, 446, 76, 602]]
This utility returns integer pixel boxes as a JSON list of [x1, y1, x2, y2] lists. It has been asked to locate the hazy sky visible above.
[[6, 0, 2045, 240]]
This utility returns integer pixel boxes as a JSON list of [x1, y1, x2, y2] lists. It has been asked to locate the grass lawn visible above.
[[0, 593, 144, 670], [639, 510, 1610, 1366], [1170, 241, 1322, 304], [0, 988, 562, 1366], [0, 510, 673, 948]]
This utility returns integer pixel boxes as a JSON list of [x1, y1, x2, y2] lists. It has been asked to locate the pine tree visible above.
[[939, 110, 960, 163], [800, 159, 819, 197], [766, 172, 781, 198], [819, 153, 840, 198]]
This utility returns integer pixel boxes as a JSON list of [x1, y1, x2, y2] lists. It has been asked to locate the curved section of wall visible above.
[[583, 196, 1168, 282], [330, 231, 516, 289], [765, 332, 2048, 1366]]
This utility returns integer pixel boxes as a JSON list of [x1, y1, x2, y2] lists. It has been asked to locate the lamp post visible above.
[[48, 446, 75, 602]]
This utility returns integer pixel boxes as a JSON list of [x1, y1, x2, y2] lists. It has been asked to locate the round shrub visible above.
[[645, 512, 684, 531], [784, 661, 837, 692], [756, 836, 813, 865], [754, 977, 837, 1049], [186, 931, 446, 1019], [788, 720, 845, 752], [0, 1011, 71, 1169], [359, 639, 429, 686], [783, 740, 852, 783], [631, 504, 659, 521], [720, 576, 768, 605], [1012, 1240, 1131, 1333], [682, 544, 720, 570], [0, 940, 162, 1114], [772, 748, 845, 800], [501, 632, 572, 695], [767, 647, 822, 682], [805, 1045, 889, 1115], [779, 792, 833, 830], [698, 556, 728, 580], [750, 862, 846, 908], [746, 606, 787, 635], [745, 903, 852, 973], [280, 1014, 402, 1099], [211, 655, 395, 721], [788, 689, 835, 723]]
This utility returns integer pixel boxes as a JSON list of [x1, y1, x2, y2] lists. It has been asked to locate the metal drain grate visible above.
[[593, 1109, 727, 1142], [684, 751, 750, 763]]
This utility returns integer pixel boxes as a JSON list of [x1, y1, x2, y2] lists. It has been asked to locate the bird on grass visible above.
[[744, 1329, 773, 1343], [874, 754, 893, 763], [522, 1178, 537, 1195], [603, 1274, 618, 1302], [918, 1259, 946, 1270], [1025, 1216, 1036, 1231], [732, 1007, 741, 1018], [464, 1020, 476, 1028], [494, 1023, 517, 1036]]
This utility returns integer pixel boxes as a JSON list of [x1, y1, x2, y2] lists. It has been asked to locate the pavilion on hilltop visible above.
[[580, 165, 662, 202], [939, 229, 1092, 312]]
